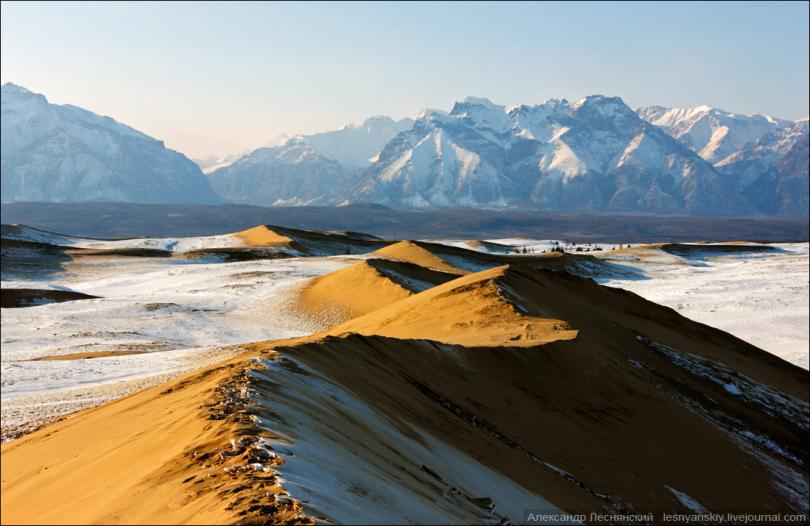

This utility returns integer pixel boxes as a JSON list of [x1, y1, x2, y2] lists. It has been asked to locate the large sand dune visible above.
[[3, 258, 807, 524]]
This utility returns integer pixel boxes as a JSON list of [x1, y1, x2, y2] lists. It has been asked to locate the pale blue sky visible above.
[[2, 1, 808, 158]]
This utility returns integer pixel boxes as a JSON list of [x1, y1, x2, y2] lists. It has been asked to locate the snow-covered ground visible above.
[[598, 243, 809, 369], [429, 238, 629, 254], [3, 234, 807, 439], [1, 254, 352, 439], [2, 224, 248, 252]]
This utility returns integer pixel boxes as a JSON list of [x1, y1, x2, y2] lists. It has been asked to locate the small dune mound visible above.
[[661, 243, 780, 257], [464, 239, 514, 253], [1, 288, 99, 308], [234, 225, 295, 247], [235, 224, 389, 256], [373, 241, 467, 274], [327, 265, 578, 347], [298, 258, 455, 323], [0, 224, 78, 247], [65, 247, 172, 258], [32, 350, 148, 361]]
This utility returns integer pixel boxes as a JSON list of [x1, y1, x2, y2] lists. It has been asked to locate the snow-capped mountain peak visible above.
[[637, 104, 792, 163]]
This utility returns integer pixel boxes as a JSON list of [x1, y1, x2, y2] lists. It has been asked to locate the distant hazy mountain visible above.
[[1, 83, 221, 204], [192, 152, 247, 175], [206, 137, 358, 206], [302, 116, 414, 168], [348, 96, 749, 214], [637, 105, 792, 163], [205, 115, 413, 205]]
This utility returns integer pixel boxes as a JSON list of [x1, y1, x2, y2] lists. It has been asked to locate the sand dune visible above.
[[4, 263, 806, 524], [463, 239, 515, 253], [0, 356, 306, 525], [660, 242, 780, 257], [2, 225, 808, 524], [374, 239, 618, 278], [1, 288, 99, 308], [297, 258, 456, 322], [325, 265, 578, 347], [253, 224, 390, 256], [373, 240, 468, 274], [234, 225, 294, 246]]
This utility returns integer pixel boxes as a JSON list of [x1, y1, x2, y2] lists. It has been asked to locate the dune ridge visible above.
[[373, 240, 468, 274], [234, 225, 294, 246], [297, 258, 456, 323], [323, 265, 578, 347], [2, 230, 808, 524]]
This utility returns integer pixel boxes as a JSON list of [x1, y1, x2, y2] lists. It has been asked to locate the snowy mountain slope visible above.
[[349, 95, 749, 214], [206, 137, 360, 206], [637, 105, 808, 216], [204, 116, 413, 205], [715, 120, 809, 189], [740, 127, 809, 216], [637, 105, 793, 164], [302, 115, 414, 168], [1, 83, 221, 204]]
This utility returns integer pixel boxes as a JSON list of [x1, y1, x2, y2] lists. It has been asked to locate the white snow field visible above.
[[1, 252, 352, 439], [430, 237, 632, 254], [597, 243, 809, 370]]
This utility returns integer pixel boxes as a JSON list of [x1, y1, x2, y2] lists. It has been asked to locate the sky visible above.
[[2, 1, 809, 159]]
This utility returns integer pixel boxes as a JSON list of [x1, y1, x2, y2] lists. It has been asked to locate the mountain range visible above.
[[2, 83, 807, 216], [1, 83, 221, 204]]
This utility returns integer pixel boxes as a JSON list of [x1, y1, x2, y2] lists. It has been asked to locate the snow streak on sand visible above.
[[1, 255, 352, 439], [250, 356, 565, 524], [600, 243, 809, 369]]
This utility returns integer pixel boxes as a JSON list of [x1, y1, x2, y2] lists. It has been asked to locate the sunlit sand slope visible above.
[[297, 258, 457, 322]]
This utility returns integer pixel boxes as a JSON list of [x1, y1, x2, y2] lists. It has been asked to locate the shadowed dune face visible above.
[[235, 224, 392, 257], [660, 243, 781, 258], [373, 239, 624, 279], [255, 333, 806, 521], [1, 288, 99, 308], [1, 238, 74, 281], [247, 267, 809, 520], [464, 239, 514, 253]]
